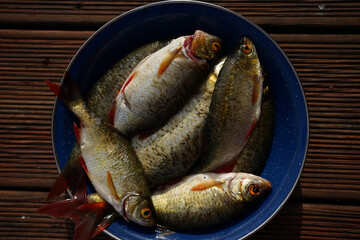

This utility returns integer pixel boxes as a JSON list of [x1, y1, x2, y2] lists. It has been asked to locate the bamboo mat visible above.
[[0, 1, 360, 239]]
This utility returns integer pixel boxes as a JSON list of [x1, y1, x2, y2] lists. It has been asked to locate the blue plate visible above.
[[52, 1, 309, 239]]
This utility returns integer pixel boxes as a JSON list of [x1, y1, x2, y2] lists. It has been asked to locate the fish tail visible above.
[[45, 71, 86, 119], [74, 202, 108, 240], [91, 212, 118, 239], [38, 166, 110, 240], [47, 143, 86, 201]]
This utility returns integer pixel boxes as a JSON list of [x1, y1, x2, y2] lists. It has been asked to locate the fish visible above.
[[233, 80, 275, 175], [111, 30, 223, 137], [46, 41, 168, 201], [130, 57, 226, 187], [75, 171, 271, 232], [190, 37, 263, 173], [86, 40, 169, 122], [44, 73, 156, 228], [151, 172, 272, 231]]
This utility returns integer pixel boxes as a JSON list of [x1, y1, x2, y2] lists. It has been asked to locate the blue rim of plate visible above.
[[51, 1, 309, 239]]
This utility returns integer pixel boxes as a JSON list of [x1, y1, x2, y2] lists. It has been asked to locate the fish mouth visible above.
[[183, 33, 205, 63]]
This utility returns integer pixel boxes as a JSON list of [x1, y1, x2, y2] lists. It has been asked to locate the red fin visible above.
[[191, 179, 224, 191], [106, 171, 120, 201], [158, 46, 182, 76], [91, 212, 118, 239], [79, 156, 89, 176], [244, 119, 258, 143], [215, 158, 239, 173], [108, 104, 116, 125], [73, 122, 81, 144], [46, 174, 69, 202], [45, 71, 83, 110], [47, 145, 85, 201], [120, 71, 136, 94], [74, 202, 108, 240], [36, 199, 81, 218]]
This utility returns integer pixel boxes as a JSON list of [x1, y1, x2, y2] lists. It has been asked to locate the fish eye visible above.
[[211, 41, 221, 51], [140, 207, 152, 219], [241, 44, 252, 54], [249, 184, 260, 196]]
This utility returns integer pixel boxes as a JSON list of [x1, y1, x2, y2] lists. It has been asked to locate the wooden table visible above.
[[0, 1, 359, 239]]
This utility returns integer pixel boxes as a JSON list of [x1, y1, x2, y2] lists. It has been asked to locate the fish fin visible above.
[[91, 212, 118, 239], [36, 198, 81, 218], [108, 103, 116, 125], [120, 71, 137, 94], [244, 119, 258, 143], [106, 171, 120, 201], [78, 155, 90, 177], [45, 71, 84, 112], [191, 179, 224, 191], [158, 46, 182, 76], [73, 122, 81, 144], [47, 144, 85, 201], [74, 202, 108, 240], [46, 174, 69, 202]]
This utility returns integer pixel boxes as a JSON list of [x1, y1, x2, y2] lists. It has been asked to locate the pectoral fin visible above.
[[106, 171, 120, 201], [158, 46, 182, 76], [191, 179, 224, 191]]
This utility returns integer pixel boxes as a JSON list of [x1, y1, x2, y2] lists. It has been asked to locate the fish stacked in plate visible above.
[[37, 30, 275, 240]]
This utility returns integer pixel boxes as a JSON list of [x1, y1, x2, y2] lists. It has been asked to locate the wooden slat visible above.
[[1, 29, 360, 200], [0, 0, 359, 28], [0, 190, 358, 240]]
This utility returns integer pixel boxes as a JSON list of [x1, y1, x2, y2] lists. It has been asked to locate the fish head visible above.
[[230, 173, 272, 201], [184, 30, 223, 62], [123, 194, 157, 227], [234, 37, 260, 72]]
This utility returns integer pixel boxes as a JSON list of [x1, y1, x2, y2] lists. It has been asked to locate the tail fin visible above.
[[45, 71, 85, 118], [74, 202, 108, 240], [91, 212, 119, 239], [47, 143, 85, 201], [37, 165, 110, 240]]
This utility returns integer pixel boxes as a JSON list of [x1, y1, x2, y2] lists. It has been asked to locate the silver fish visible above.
[[152, 172, 272, 230], [111, 30, 222, 137], [131, 57, 226, 187], [190, 37, 263, 173]]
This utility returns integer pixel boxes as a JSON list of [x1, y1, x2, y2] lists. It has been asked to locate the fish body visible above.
[[46, 74, 156, 227], [151, 172, 271, 230], [112, 30, 222, 137], [46, 41, 168, 202], [233, 82, 275, 175], [191, 37, 263, 173], [86, 41, 169, 121], [130, 58, 226, 187]]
